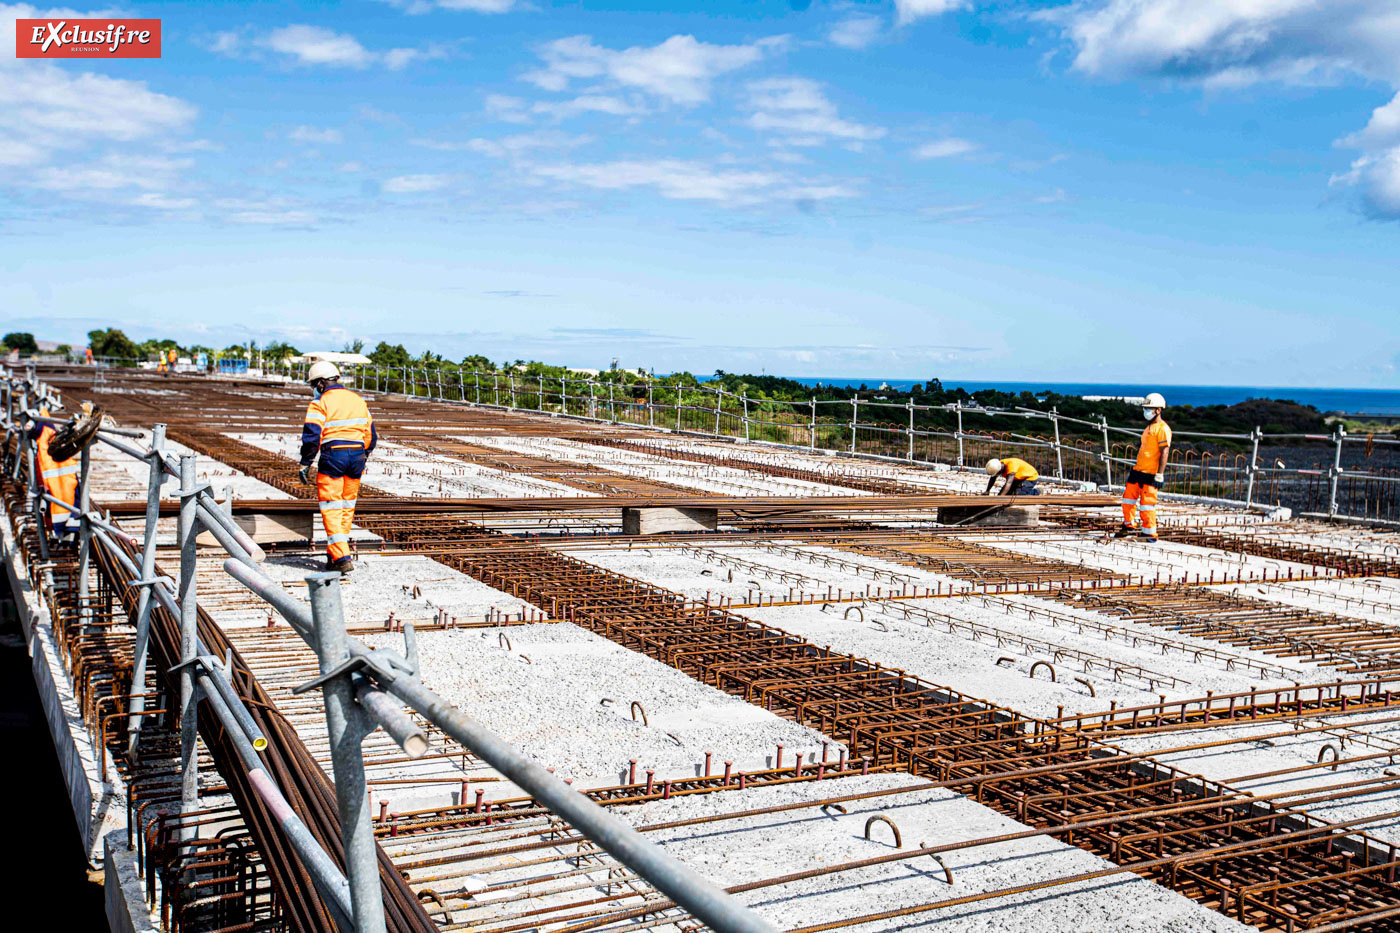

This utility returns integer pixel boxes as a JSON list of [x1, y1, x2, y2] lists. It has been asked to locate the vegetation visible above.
[[1, 332, 37, 354]]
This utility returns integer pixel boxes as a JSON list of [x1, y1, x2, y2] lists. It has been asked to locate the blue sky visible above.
[[2, 0, 1398, 386]]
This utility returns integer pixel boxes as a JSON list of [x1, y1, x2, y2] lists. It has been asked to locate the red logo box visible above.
[[15, 18, 162, 58]]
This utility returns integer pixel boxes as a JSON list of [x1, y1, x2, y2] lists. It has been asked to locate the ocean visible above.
[[696, 379, 1400, 415]]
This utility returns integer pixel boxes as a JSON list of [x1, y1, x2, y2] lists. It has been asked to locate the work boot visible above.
[[1140, 530, 1159, 544], [1112, 524, 1136, 539], [332, 556, 355, 574]]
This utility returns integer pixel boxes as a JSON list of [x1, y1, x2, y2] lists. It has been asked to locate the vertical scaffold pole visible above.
[[177, 454, 201, 841], [127, 424, 167, 759]]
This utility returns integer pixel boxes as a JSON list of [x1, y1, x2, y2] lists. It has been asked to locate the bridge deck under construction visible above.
[[9, 365, 1400, 933]]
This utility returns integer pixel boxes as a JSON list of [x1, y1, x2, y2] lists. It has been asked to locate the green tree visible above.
[[263, 341, 301, 362], [368, 342, 410, 367], [88, 328, 140, 359], [1, 332, 38, 354], [461, 354, 493, 371]]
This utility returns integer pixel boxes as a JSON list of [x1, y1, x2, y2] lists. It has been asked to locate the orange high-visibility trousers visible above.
[[1121, 482, 1160, 535], [316, 472, 361, 561]]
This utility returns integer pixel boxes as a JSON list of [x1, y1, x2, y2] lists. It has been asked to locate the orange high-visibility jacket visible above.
[[1134, 420, 1172, 474], [300, 385, 376, 465], [999, 457, 1039, 482]]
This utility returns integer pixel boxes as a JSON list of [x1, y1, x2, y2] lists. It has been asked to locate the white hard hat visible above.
[[1144, 392, 1166, 409], [985, 458, 1003, 476], [306, 361, 340, 383]]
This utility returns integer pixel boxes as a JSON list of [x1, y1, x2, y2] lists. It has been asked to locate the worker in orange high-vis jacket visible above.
[[30, 406, 80, 540], [1118, 392, 1171, 542], [297, 361, 376, 573], [984, 457, 1041, 496]]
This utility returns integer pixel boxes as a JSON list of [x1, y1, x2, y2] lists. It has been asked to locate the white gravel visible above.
[[363, 621, 843, 792]]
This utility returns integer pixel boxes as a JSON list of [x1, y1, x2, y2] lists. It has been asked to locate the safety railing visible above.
[[257, 361, 1399, 523], [1, 362, 778, 933]]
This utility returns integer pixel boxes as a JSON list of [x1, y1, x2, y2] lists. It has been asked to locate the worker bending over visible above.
[[1118, 392, 1171, 543], [985, 457, 1040, 496], [298, 362, 376, 573], [31, 406, 79, 540]]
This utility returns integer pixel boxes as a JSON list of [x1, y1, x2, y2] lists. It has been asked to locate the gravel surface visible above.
[[619, 773, 1251, 932]]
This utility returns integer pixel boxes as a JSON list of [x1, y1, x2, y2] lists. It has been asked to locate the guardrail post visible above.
[[75, 442, 93, 623], [560, 375, 567, 414], [809, 397, 817, 449], [1245, 427, 1261, 507], [21, 389, 49, 560], [647, 381, 654, 426], [676, 385, 684, 431], [1050, 406, 1064, 479], [177, 454, 201, 842], [954, 401, 965, 468], [608, 380, 615, 421], [713, 388, 721, 435], [742, 393, 750, 441], [1099, 415, 1113, 487], [1328, 425, 1346, 517], [849, 398, 857, 454], [126, 424, 168, 760], [306, 573, 388, 933], [906, 398, 914, 461], [539, 374, 545, 412]]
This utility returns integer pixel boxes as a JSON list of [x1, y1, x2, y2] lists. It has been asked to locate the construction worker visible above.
[[298, 361, 375, 573], [984, 457, 1040, 496], [167, 347, 178, 373], [1118, 392, 1171, 542], [31, 405, 80, 539]]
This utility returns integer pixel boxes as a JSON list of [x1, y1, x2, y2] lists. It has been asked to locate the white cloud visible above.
[[33, 154, 190, 192], [464, 132, 593, 159], [535, 159, 783, 203], [386, 0, 517, 12], [206, 31, 240, 55], [132, 192, 198, 210], [338, 161, 365, 172], [1339, 92, 1400, 150], [533, 158, 854, 207], [895, 0, 969, 26], [383, 173, 454, 193], [912, 137, 978, 159], [828, 14, 884, 49], [525, 34, 783, 105], [227, 210, 316, 225], [484, 94, 533, 123], [1050, 0, 1400, 86], [262, 25, 374, 68], [289, 125, 343, 144], [1046, 1, 1400, 219], [535, 95, 642, 120], [746, 78, 884, 144]]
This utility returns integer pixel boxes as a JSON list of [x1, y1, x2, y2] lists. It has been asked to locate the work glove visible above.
[[298, 465, 313, 486], [1153, 472, 1165, 484]]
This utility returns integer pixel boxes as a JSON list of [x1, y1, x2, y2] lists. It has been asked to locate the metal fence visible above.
[[265, 362, 1400, 524], [1, 363, 778, 933]]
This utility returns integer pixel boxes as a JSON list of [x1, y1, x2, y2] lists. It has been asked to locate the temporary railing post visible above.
[[75, 441, 93, 623], [1245, 427, 1261, 507], [306, 573, 388, 933], [177, 454, 201, 841], [21, 391, 49, 560], [676, 385, 683, 431], [809, 397, 817, 450], [906, 399, 915, 461], [538, 374, 544, 412], [742, 393, 750, 441], [849, 398, 857, 454], [1051, 406, 1064, 479], [560, 376, 567, 414], [1099, 415, 1113, 487], [127, 424, 167, 758], [608, 380, 615, 421], [713, 388, 721, 436], [648, 381, 654, 427], [955, 401, 965, 468], [492, 373, 499, 406], [1329, 425, 1346, 517]]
